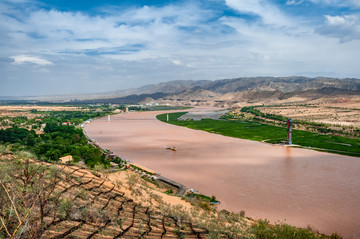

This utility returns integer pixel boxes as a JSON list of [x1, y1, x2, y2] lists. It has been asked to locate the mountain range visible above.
[[77, 76, 360, 106], [2, 76, 360, 106]]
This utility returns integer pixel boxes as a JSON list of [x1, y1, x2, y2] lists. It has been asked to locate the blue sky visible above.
[[1, 0, 359, 96]]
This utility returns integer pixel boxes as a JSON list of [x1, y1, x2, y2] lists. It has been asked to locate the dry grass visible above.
[[0, 153, 253, 238]]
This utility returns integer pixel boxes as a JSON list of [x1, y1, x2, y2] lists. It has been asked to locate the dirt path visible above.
[[84, 108, 360, 238]]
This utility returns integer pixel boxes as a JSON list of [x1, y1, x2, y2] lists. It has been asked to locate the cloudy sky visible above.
[[1, 0, 359, 96]]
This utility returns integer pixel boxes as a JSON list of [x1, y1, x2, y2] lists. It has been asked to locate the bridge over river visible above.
[[84, 107, 360, 238]]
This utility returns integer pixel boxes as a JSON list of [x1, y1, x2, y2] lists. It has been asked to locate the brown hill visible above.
[[198, 77, 360, 94], [165, 89, 219, 101], [5, 76, 359, 106], [0, 152, 251, 238], [74, 76, 360, 106]]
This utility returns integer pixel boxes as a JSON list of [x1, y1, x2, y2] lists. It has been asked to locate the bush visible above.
[[58, 197, 73, 219], [199, 202, 211, 211], [250, 219, 335, 239], [15, 150, 37, 160], [240, 210, 245, 217], [0, 145, 9, 154]]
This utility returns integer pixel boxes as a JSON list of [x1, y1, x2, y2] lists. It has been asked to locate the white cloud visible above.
[[0, 3, 220, 60], [1, 0, 360, 96], [285, 0, 360, 7], [10, 55, 52, 65], [325, 15, 347, 25], [317, 14, 360, 41], [307, 0, 360, 7], [224, 0, 293, 26], [325, 14, 357, 25], [172, 60, 182, 65], [286, 0, 305, 6]]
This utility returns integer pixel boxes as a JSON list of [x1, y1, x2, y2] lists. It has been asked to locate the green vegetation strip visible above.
[[0, 106, 122, 167], [157, 112, 360, 157], [241, 106, 360, 137]]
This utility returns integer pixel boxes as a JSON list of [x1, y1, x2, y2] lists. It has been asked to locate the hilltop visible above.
[[64, 77, 360, 107]]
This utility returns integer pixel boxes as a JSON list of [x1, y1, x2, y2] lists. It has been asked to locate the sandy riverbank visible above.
[[84, 108, 360, 238]]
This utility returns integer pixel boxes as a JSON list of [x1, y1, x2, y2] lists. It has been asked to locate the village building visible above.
[[112, 109, 123, 113], [59, 155, 73, 164]]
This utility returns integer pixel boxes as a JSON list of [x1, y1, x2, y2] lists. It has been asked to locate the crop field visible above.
[[157, 112, 360, 157]]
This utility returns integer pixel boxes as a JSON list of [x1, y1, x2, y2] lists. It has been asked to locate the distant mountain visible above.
[[67, 76, 360, 106], [195, 76, 360, 93], [0, 80, 212, 103], [78, 92, 169, 104], [155, 77, 360, 104], [4, 76, 359, 105], [165, 89, 219, 100], [117, 76, 360, 96], [117, 80, 211, 95]]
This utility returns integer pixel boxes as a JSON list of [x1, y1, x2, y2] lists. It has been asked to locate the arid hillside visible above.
[[3, 77, 359, 106], [93, 77, 360, 107], [0, 150, 251, 238], [1, 149, 342, 238]]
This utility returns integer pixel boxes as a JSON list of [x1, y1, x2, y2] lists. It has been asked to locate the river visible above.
[[84, 108, 360, 238]]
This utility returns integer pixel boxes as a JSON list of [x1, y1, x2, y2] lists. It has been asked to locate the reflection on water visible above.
[[285, 146, 292, 161], [282, 146, 294, 181], [179, 109, 229, 120]]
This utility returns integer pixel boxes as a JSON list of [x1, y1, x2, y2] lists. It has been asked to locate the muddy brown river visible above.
[[84, 109, 360, 238]]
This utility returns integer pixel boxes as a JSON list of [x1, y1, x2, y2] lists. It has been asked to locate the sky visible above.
[[0, 0, 360, 96]]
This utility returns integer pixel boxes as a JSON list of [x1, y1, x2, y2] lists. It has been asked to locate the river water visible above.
[[84, 108, 360, 238]]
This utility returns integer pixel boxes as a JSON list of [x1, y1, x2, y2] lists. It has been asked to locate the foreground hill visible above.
[[0, 149, 340, 238], [0, 152, 213, 238]]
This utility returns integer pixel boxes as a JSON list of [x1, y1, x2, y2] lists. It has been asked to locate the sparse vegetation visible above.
[[250, 219, 342, 239], [0, 150, 342, 238]]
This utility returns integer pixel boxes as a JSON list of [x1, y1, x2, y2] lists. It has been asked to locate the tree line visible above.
[[0, 110, 112, 167]]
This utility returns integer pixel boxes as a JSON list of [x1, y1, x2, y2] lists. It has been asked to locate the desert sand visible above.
[[84, 108, 360, 238]]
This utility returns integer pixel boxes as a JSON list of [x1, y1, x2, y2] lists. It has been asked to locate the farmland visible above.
[[157, 112, 360, 157]]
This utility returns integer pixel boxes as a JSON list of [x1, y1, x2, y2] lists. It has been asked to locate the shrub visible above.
[[250, 219, 334, 239], [240, 210, 246, 217]]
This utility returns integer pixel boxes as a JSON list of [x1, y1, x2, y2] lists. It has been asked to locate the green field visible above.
[[157, 112, 360, 157]]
